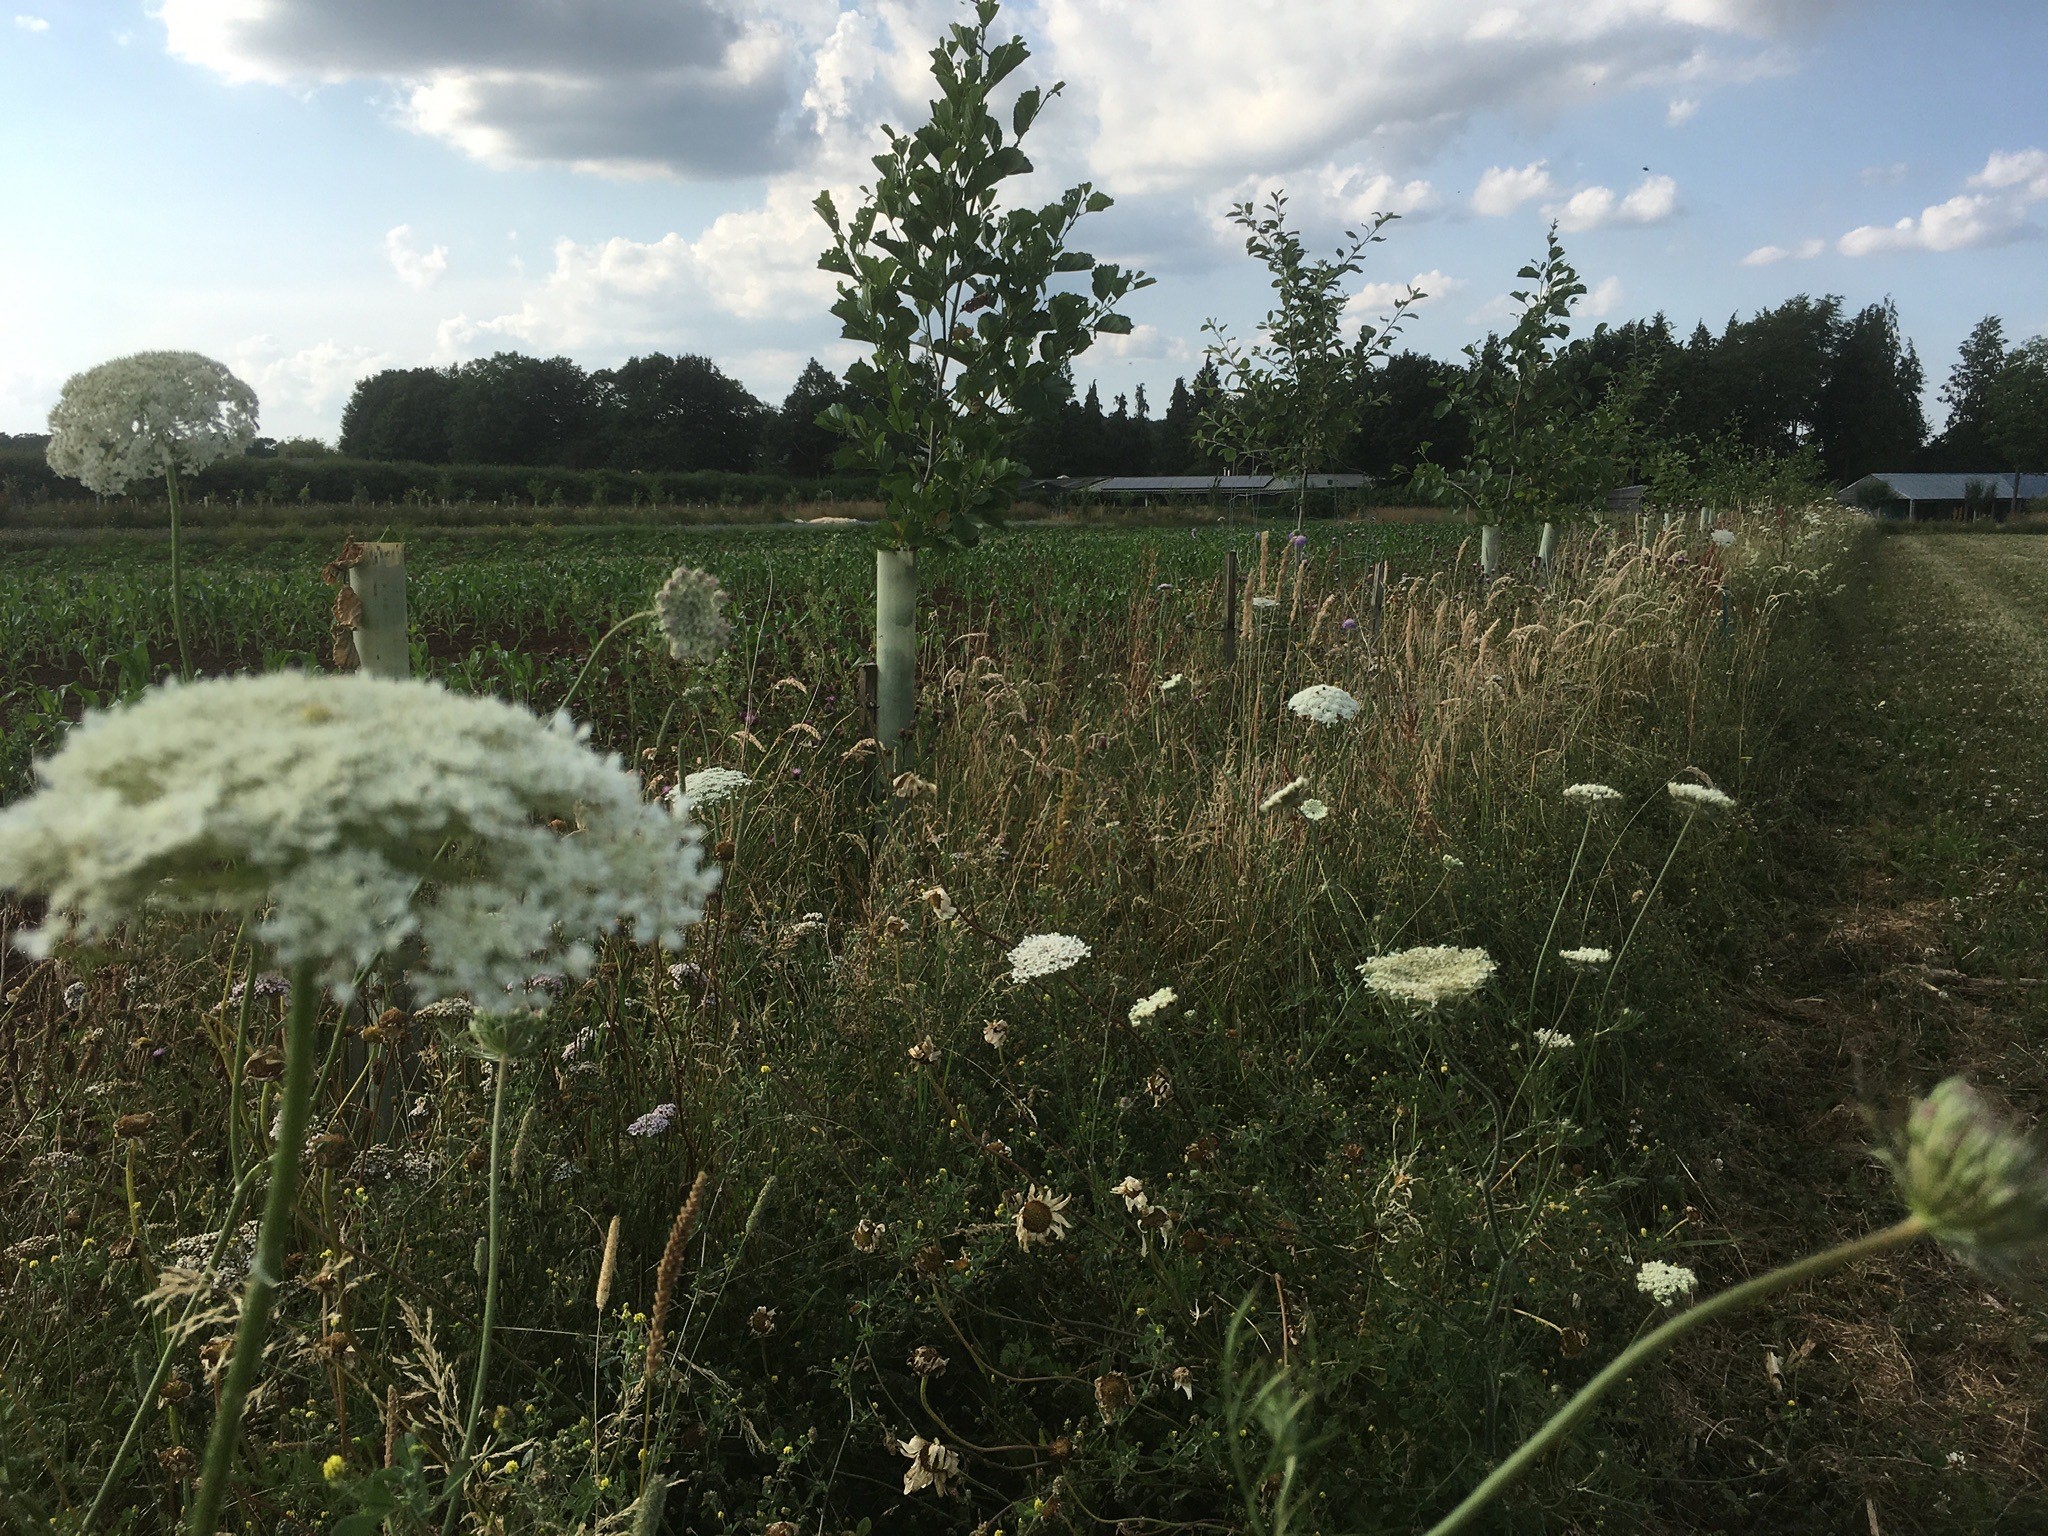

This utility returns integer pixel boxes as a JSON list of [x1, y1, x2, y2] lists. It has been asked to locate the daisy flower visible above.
[[1013, 1185, 1073, 1250]]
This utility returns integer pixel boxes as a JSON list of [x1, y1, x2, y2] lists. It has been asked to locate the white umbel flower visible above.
[[1128, 986, 1178, 1025], [1635, 1259, 1698, 1306], [0, 673, 717, 1004], [1357, 945, 1496, 1010], [1667, 782, 1737, 818], [1563, 783, 1623, 810], [672, 766, 751, 815], [651, 566, 730, 662], [1532, 1028, 1575, 1050], [45, 351, 258, 493], [1557, 947, 1612, 968], [1710, 528, 1737, 548], [1259, 777, 1310, 813], [1286, 684, 1361, 726], [1158, 673, 1186, 695], [1007, 933, 1090, 983], [1299, 798, 1330, 822]]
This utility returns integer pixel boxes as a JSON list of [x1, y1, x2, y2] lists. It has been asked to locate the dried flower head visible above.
[[1094, 1371, 1134, 1422], [982, 1018, 1009, 1050], [46, 351, 258, 493], [651, 567, 730, 662], [1557, 947, 1612, 968], [851, 1217, 887, 1253], [899, 1434, 958, 1496], [922, 886, 958, 922], [907, 1035, 939, 1066], [1259, 776, 1311, 814], [1357, 945, 1496, 1010], [1014, 1185, 1073, 1250], [1563, 782, 1624, 810], [1112, 1176, 1148, 1212], [748, 1306, 777, 1337], [1007, 933, 1090, 984], [908, 1345, 949, 1377], [0, 673, 716, 1004], [1667, 781, 1737, 819], [1635, 1260, 1698, 1306], [1128, 986, 1177, 1025], [1881, 1077, 2048, 1273], [1287, 684, 1362, 726]]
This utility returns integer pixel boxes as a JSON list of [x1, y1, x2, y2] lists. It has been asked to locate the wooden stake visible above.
[[1221, 549, 1239, 668]]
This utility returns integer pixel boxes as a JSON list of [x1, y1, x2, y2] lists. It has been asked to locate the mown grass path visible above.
[[1650, 529, 2048, 1533]]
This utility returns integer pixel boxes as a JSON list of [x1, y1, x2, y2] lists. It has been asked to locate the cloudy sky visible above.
[[3, 0, 2045, 441]]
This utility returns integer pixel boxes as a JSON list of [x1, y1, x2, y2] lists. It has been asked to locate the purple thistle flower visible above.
[[1341, 618, 1358, 632], [1289, 533, 1307, 550]]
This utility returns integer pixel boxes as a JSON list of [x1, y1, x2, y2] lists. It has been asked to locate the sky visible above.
[[2, 0, 2045, 443]]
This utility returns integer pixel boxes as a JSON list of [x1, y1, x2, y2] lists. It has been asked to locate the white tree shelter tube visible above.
[[1479, 523, 1501, 577], [875, 547, 918, 762], [1537, 521, 1557, 570]]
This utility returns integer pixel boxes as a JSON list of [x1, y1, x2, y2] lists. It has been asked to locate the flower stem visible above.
[[187, 960, 320, 1536], [1597, 811, 1693, 1019], [443, 1052, 513, 1533], [558, 610, 654, 716], [1527, 818, 1592, 1015], [1421, 1216, 1927, 1536], [165, 463, 192, 681]]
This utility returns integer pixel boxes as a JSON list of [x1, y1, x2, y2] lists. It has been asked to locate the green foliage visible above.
[[812, 0, 1151, 549], [1984, 337, 2048, 469], [1196, 190, 1416, 517], [1411, 225, 1629, 528]]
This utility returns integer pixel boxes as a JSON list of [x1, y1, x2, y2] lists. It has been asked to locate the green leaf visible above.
[[1094, 312, 1134, 335], [1085, 190, 1113, 214], [1012, 85, 1042, 138], [1053, 250, 1093, 272]]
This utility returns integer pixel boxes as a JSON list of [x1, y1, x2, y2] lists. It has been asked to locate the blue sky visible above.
[[3, 0, 2044, 441]]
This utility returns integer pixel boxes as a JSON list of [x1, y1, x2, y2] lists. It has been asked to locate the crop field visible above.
[[4, 510, 2046, 1536]]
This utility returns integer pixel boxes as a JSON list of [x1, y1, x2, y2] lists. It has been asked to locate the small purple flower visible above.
[[1289, 533, 1307, 550], [627, 1102, 678, 1138], [743, 710, 759, 726], [253, 971, 291, 997], [1341, 618, 1358, 633]]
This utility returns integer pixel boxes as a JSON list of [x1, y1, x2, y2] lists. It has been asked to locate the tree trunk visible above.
[[875, 547, 917, 775]]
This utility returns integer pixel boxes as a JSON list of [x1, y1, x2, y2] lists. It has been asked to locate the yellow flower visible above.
[[322, 1453, 347, 1482]]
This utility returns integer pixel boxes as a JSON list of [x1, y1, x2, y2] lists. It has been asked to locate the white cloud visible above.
[[1836, 146, 2048, 257], [1581, 275, 1624, 318], [1548, 173, 1677, 232], [1740, 237, 1824, 266], [384, 225, 448, 290], [1860, 160, 1907, 186], [1207, 163, 1436, 248], [228, 336, 390, 434], [1343, 269, 1462, 326], [1473, 161, 1556, 216], [1667, 97, 1698, 125], [13, 14, 49, 32]]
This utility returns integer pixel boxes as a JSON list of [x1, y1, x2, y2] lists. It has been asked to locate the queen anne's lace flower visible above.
[[1667, 782, 1738, 818], [45, 351, 258, 493], [1558, 947, 1612, 968], [1129, 986, 1177, 1025], [1259, 777, 1310, 813], [1287, 684, 1361, 725], [1299, 798, 1330, 822], [627, 1103, 677, 1138], [1159, 673, 1186, 695], [672, 767, 751, 815], [1635, 1259, 1698, 1306], [1007, 933, 1090, 983], [0, 673, 717, 1004], [1563, 783, 1623, 809], [1533, 1028, 1575, 1050], [651, 566, 730, 662], [1882, 1076, 2048, 1274], [1357, 945, 1496, 1009], [1711, 528, 1737, 548]]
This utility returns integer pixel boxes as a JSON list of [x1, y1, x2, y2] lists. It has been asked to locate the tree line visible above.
[[323, 298, 2041, 491]]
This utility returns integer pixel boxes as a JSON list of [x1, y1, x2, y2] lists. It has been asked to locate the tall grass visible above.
[[0, 510, 1851, 1532]]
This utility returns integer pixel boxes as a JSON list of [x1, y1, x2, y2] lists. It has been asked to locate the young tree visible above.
[[761, 359, 850, 477], [1411, 225, 1627, 573], [1937, 315, 2009, 465], [814, 0, 1150, 764], [1984, 337, 2048, 511], [1196, 190, 1418, 526]]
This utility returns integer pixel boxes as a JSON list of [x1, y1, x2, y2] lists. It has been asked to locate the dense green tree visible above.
[[1985, 338, 2048, 475], [1344, 350, 1467, 479], [447, 353, 598, 468], [338, 366, 460, 463], [1814, 299, 1925, 481], [760, 359, 849, 477], [590, 352, 765, 473], [1933, 316, 2008, 466]]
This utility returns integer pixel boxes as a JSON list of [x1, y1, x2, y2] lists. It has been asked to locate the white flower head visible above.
[[651, 566, 730, 663], [1250, 596, 1281, 611], [1557, 947, 1612, 969], [1667, 781, 1737, 819], [46, 351, 258, 493], [1287, 684, 1362, 726], [1357, 945, 1496, 1010], [1159, 673, 1186, 695], [1533, 1028, 1575, 1050], [1007, 932, 1090, 983], [1129, 986, 1178, 1025], [1563, 783, 1624, 811], [1013, 1184, 1073, 1249], [627, 1102, 677, 1138], [1711, 528, 1737, 548], [671, 766, 751, 816], [1299, 798, 1329, 822], [1635, 1259, 1698, 1306], [1259, 776, 1311, 814], [0, 673, 717, 1005]]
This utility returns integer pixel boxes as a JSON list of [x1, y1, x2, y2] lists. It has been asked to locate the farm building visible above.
[[1023, 472, 1372, 508], [1837, 471, 2048, 519]]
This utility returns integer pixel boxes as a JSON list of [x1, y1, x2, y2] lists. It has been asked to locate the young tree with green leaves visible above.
[[1412, 225, 1627, 574], [1196, 191, 1418, 526], [814, 0, 1150, 768]]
